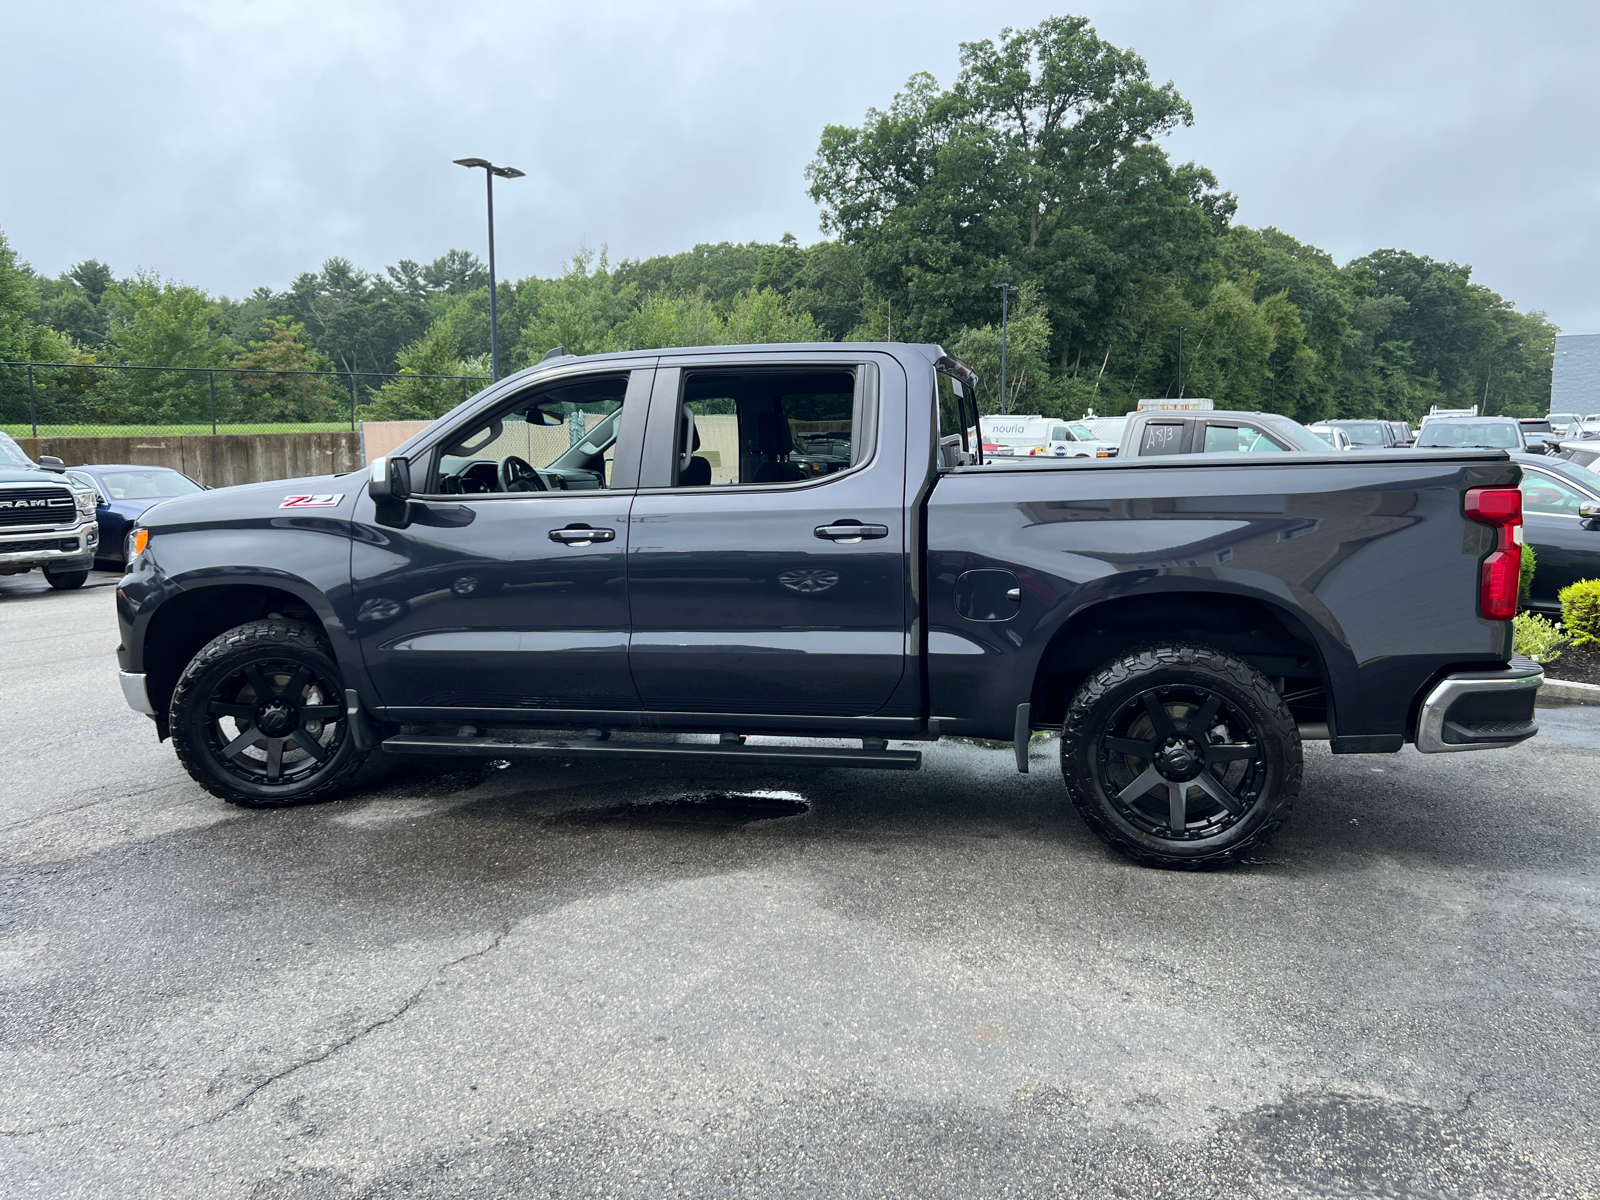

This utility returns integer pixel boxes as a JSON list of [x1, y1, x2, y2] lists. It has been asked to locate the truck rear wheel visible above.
[[169, 619, 370, 808], [1060, 644, 1301, 869]]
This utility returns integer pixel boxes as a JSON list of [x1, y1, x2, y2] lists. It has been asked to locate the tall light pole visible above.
[[453, 157, 525, 381], [995, 282, 1017, 415]]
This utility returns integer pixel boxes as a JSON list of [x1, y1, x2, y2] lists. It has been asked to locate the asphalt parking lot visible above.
[[2, 572, 1597, 1199]]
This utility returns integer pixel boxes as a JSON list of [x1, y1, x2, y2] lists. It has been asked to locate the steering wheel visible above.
[[498, 455, 547, 493]]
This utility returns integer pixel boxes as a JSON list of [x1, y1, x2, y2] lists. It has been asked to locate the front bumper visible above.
[[120, 671, 156, 716], [0, 520, 97, 572], [1415, 656, 1543, 753]]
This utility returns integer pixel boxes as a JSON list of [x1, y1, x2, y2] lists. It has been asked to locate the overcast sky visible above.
[[3, 0, 1597, 330]]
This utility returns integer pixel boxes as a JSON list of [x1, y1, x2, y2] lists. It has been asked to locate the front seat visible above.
[[752, 411, 803, 483], [678, 406, 712, 486]]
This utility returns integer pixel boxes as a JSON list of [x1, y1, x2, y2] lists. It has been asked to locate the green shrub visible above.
[[1519, 544, 1537, 602], [1558, 579, 1600, 651], [1513, 611, 1569, 664]]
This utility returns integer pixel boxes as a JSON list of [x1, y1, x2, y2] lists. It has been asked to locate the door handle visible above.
[[549, 525, 615, 544], [814, 522, 890, 543]]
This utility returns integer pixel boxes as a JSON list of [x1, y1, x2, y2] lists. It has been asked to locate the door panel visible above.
[[351, 491, 636, 711], [349, 366, 652, 714]]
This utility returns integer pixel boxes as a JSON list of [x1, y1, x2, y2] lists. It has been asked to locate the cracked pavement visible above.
[[2, 574, 1598, 1198]]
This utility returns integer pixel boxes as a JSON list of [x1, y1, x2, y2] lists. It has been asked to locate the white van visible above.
[[978, 415, 1116, 459]]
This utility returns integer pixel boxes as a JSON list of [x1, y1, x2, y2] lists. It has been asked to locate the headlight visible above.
[[73, 489, 97, 518], [127, 528, 149, 562]]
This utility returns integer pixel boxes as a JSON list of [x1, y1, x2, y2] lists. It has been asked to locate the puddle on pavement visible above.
[[545, 789, 810, 828]]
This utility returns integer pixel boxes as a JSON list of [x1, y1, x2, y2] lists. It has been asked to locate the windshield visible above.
[[1339, 422, 1389, 446], [1068, 424, 1096, 441], [95, 470, 203, 500], [0, 432, 34, 468], [1416, 422, 1521, 449]]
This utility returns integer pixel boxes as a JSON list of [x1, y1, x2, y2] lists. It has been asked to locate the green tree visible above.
[[362, 320, 488, 421], [510, 250, 639, 363], [101, 272, 237, 424], [614, 291, 726, 350], [952, 282, 1058, 414], [806, 14, 1223, 370], [725, 287, 820, 344], [230, 319, 339, 423]]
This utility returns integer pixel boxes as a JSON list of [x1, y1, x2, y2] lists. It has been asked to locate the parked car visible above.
[[1307, 424, 1354, 450], [65, 464, 205, 570], [1412, 416, 1526, 452], [1547, 412, 1588, 439], [1514, 453, 1600, 613], [1119, 409, 1331, 457], [1517, 418, 1558, 454], [1387, 420, 1414, 447], [116, 341, 1541, 871], [0, 432, 100, 589], [1081, 414, 1129, 447], [1553, 441, 1600, 475], [1321, 419, 1399, 449]]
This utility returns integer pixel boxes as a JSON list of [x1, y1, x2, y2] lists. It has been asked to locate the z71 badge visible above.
[[279, 493, 344, 509]]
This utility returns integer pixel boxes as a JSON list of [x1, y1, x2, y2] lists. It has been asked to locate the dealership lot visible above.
[[2, 575, 1597, 1199]]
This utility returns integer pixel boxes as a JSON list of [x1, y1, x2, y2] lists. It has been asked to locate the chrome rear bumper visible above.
[[1415, 657, 1543, 753]]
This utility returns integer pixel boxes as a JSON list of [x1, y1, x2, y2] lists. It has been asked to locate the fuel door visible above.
[[955, 569, 1021, 621]]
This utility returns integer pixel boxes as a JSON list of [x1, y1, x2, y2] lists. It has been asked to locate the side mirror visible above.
[[1580, 501, 1600, 530], [368, 455, 413, 502], [38, 455, 65, 473]]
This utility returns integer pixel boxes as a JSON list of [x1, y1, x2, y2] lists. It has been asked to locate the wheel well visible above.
[[1029, 592, 1330, 728], [144, 585, 323, 717]]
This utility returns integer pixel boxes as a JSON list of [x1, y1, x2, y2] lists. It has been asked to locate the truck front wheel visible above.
[[44, 568, 88, 590], [169, 619, 371, 808], [1060, 644, 1301, 869]]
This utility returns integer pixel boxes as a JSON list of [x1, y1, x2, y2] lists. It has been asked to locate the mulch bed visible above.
[[1543, 650, 1600, 686]]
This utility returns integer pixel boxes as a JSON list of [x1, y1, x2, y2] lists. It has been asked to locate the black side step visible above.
[[380, 734, 922, 771]]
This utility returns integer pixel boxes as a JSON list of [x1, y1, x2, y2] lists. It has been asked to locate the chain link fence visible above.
[[1, 361, 490, 438]]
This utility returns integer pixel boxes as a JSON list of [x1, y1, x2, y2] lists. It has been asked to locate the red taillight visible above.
[[1465, 486, 1522, 621]]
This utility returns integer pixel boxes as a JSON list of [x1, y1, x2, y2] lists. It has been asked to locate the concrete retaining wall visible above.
[[17, 432, 363, 488]]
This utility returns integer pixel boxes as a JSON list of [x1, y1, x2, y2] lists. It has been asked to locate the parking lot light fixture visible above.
[[453, 157, 526, 381]]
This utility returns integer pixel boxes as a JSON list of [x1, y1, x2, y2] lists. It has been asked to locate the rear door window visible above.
[[676, 369, 862, 486], [1140, 421, 1186, 455]]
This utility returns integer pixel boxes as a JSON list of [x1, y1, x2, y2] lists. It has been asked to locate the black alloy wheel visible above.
[[170, 619, 371, 807], [1061, 644, 1302, 869]]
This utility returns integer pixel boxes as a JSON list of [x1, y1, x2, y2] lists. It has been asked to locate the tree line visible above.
[[0, 15, 1556, 428]]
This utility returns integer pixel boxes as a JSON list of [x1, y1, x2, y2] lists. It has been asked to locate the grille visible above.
[[1, 537, 80, 554], [0, 487, 75, 528]]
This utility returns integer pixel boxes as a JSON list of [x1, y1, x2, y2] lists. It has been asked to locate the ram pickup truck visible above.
[[115, 343, 1542, 869], [0, 432, 100, 588]]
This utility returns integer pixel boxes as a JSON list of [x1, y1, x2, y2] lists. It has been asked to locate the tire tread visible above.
[[1061, 643, 1302, 870]]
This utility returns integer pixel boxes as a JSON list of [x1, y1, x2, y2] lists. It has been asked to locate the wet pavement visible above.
[[2, 574, 1598, 1198]]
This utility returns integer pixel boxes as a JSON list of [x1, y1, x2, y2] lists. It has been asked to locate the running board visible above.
[[380, 734, 922, 771]]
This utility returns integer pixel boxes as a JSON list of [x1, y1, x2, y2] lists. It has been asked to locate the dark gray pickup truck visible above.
[[115, 343, 1541, 868]]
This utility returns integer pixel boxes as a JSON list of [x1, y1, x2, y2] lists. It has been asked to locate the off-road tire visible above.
[[1061, 643, 1302, 870], [44, 568, 88, 590], [170, 618, 371, 808]]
